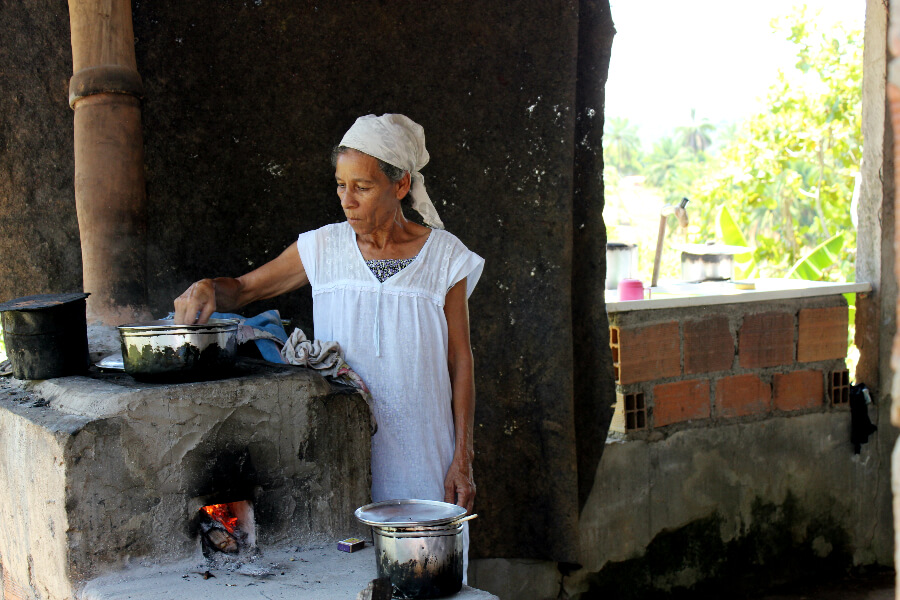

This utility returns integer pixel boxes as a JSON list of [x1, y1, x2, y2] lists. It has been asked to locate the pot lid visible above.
[[354, 499, 466, 527], [0, 292, 89, 312], [674, 243, 751, 255], [96, 352, 125, 371], [117, 318, 239, 332]]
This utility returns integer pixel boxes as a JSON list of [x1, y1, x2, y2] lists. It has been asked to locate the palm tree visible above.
[[603, 117, 643, 174], [645, 136, 694, 191], [676, 109, 715, 156]]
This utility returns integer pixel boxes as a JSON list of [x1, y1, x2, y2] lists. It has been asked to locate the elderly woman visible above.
[[174, 114, 484, 568]]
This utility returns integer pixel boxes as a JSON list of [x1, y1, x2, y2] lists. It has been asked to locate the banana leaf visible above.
[[716, 206, 756, 279], [785, 233, 844, 280]]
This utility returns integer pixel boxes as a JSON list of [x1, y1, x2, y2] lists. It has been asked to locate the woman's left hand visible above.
[[444, 456, 476, 514]]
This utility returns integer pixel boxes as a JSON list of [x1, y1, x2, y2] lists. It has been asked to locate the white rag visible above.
[[339, 113, 444, 229], [235, 324, 376, 434], [280, 329, 377, 434]]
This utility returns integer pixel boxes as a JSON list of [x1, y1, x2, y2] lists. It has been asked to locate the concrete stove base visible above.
[[79, 544, 498, 599], [0, 359, 372, 599]]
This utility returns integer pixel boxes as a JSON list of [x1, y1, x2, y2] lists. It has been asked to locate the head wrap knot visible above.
[[339, 114, 444, 229]]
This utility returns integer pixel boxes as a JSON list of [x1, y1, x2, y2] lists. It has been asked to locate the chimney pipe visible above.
[[68, 0, 150, 325]]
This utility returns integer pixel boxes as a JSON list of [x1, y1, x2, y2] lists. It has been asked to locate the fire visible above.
[[202, 503, 239, 534]]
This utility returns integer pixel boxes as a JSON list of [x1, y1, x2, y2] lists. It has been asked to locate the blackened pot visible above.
[[355, 499, 475, 599], [0, 293, 90, 380], [372, 522, 464, 599], [117, 318, 238, 382]]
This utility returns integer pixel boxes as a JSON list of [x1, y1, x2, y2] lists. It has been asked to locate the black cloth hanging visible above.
[[849, 384, 877, 454]]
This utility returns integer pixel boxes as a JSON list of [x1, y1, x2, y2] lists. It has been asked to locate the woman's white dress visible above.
[[296, 222, 484, 503]]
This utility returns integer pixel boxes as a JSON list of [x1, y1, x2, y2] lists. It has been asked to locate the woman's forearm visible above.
[[173, 243, 308, 324], [443, 278, 476, 512], [449, 355, 475, 464]]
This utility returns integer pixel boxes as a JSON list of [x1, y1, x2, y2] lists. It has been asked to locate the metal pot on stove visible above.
[[355, 500, 477, 599], [117, 318, 239, 382]]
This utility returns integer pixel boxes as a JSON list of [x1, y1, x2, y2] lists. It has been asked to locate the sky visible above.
[[605, 0, 866, 145]]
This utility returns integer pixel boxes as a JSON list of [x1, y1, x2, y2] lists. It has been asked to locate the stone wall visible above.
[[0, 1, 81, 298]]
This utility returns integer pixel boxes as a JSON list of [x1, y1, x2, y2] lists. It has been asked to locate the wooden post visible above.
[[68, 0, 149, 325]]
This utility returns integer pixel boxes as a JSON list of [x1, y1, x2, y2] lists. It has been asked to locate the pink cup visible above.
[[618, 278, 645, 301]]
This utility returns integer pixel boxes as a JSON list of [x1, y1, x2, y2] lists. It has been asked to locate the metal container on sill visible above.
[[676, 243, 750, 282], [606, 243, 638, 290], [355, 499, 477, 599], [0, 292, 90, 380]]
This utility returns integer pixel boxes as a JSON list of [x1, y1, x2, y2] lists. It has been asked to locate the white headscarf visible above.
[[339, 114, 444, 229]]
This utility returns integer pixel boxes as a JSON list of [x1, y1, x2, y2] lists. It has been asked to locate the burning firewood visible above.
[[201, 525, 238, 554], [197, 507, 242, 555]]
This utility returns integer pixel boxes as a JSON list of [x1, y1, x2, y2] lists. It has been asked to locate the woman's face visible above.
[[335, 149, 407, 235]]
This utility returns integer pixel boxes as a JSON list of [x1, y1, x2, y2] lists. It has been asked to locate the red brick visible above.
[[798, 306, 848, 362], [738, 311, 794, 368], [684, 315, 734, 374], [610, 322, 680, 384], [716, 374, 771, 418], [773, 370, 824, 411], [653, 379, 710, 427]]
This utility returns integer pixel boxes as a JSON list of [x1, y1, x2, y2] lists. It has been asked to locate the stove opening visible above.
[[197, 501, 256, 557]]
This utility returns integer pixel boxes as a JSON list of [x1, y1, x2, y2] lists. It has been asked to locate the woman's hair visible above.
[[331, 145, 405, 182], [331, 145, 421, 221]]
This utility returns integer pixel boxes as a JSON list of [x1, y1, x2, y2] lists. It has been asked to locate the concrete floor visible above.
[[80, 544, 498, 600]]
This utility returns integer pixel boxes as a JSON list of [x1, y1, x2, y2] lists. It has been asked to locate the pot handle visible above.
[[449, 513, 478, 526]]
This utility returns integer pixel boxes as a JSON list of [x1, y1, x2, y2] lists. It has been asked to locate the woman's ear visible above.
[[396, 171, 412, 199]]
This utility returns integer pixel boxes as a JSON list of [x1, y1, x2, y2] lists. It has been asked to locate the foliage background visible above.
[[603, 7, 862, 285]]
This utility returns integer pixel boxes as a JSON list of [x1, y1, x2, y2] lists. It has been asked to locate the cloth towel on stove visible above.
[[170, 310, 289, 362], [278, 328, 376, 433]]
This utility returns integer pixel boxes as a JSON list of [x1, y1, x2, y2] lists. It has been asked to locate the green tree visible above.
[[676, 108, 716, 156], [603, 117, 643, 174], [689, 6, 861, 280], [645, 136, 699, 203]]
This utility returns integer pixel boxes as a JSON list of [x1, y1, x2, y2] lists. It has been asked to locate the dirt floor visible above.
[[755, 570, 894, 600]]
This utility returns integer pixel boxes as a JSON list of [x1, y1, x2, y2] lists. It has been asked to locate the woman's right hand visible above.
[[173, 279, 217, 324]]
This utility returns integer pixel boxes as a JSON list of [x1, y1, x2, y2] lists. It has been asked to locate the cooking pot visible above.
[[117, 318, 239, 382], [355, 500, 476, 599], [675, 243, 750, 282], [0, 293, 90, 380]]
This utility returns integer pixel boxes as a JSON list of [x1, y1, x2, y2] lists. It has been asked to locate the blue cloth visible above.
[[165, 310, 289, 363]]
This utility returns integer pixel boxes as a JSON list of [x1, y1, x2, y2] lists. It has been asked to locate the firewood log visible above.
[[356, 577, 392, 600]]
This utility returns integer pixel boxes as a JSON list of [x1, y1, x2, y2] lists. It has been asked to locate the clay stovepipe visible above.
[[68, 0, 150, 325]]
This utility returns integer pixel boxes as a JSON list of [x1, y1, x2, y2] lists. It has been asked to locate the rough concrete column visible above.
[[68, 0, 149, 324], [858, 0, 899, 569], [888, 0, 900, 592]]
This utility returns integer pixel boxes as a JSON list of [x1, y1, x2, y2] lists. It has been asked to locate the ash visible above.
[[202, 551, 280, 578]]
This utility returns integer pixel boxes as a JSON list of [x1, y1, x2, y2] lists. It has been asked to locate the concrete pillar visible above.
[[888, 0, 900, 594], [68, 0, 149, 325]]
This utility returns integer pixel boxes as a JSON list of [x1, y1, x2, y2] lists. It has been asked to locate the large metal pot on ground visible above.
[[355, 500, 476, 599], [117, 318, 238, 382]]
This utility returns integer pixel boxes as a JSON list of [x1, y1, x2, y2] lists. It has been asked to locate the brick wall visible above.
[[608, 297, 850, 434]]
